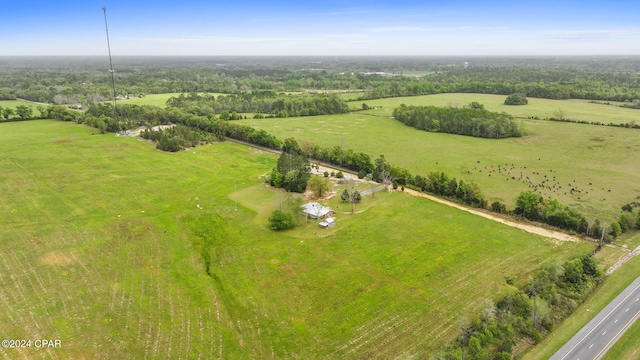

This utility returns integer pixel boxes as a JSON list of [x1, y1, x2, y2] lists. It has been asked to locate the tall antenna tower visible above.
[[102, 7, 119, 128]]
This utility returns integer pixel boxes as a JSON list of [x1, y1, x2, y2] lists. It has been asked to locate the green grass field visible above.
[[0, 120, 595, 359], [0, 99, 43, 118], [114, 93, 227, 107], [238, 101, 640, 222], [352, 93, 640, 125]]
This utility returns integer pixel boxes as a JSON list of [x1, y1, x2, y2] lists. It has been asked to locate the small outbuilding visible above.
[[319, 217, 335, 229], [301, 202, 334, 219]]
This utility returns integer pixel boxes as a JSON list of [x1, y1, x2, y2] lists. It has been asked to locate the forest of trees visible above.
[[166, 91, 349, 117], [2, 57, 640, 106], [392, 103, 523, 138]]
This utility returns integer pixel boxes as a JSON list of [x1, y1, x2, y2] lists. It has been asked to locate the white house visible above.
[[301, 202, 334, 219]]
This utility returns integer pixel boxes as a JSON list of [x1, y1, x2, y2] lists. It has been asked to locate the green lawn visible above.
[[238, 109, 640, 222], [0, 120, 594, 359], [352, 93, 640, 125], [0, 99, 44, 118], [114, 92, 227, 107]]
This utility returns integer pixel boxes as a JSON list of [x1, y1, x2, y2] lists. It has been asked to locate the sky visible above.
[[2, 0, 639, 56]]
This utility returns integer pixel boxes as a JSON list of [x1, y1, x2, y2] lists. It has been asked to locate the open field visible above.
[[0, 120, 595, 359], [238, 106, 640, 221], [351, 93, 640, 125], [113, 93, 181, 107], [114, 92, 226, 107], [0, 99, 43, 118]]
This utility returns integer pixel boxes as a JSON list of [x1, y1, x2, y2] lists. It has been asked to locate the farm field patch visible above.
[[114, 92, 226, 107], [0, 120, 594, 359], [238, 109, 640, 221], [352, 93, 640, 125], [0, 99, 43, 118]]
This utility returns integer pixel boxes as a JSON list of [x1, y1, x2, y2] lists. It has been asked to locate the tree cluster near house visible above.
[[269, 138, 311, 193], [141, 125, 221, 152], [308, 176, 331, 198], [392, 103, 522, 138], [269, 194, 305, 230]]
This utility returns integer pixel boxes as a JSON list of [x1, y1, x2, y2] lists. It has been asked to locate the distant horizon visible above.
[[2, 54, 640, 58], [2, 1, 639, 56]]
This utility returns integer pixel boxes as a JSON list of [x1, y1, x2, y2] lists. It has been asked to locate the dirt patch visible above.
[[129, 124, 176, 137], [55, 139, 72, 144], [40, 251, 77, 266], [605, 245, 640, 275]]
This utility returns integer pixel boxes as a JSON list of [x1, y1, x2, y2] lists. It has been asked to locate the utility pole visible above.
[[600, 225, 607, 248], [102, 7, 119, 128]]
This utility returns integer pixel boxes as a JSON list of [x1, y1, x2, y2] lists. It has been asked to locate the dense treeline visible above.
[[166, 91, 349, 117], [140, 125, 221, 152], [2, 57, 640, 106], [514, 191, 640, 243], [392, 104, 522, 138], [437, 253, 603, 359], [542, 115, 640, 130], [358, 67, 640, 102], [410, 172, 487, 208]]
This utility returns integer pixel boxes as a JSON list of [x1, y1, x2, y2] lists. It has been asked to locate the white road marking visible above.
[[602, 331, 607, 335], [589, 344, 594, 349], [615, 319, 619, 323], [557, 280, 640, 360], [626, 308, 630, 312]]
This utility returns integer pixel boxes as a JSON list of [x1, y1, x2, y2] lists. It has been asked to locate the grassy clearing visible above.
[[522, 252, 640, 360], [0, 99, 42, 118], [238, 110, 640, 221], [114, 92, 226, 107], [0, 120, 594, 359], [353, 93, 640, 125]]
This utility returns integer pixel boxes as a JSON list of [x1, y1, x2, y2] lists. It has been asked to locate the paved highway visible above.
[[551, 274, 640, 360]]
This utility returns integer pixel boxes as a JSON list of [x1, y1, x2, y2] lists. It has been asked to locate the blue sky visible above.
[[2, 0, 639, 56]]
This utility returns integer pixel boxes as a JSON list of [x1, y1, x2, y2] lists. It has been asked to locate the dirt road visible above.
[[402, 188, 583, 243]]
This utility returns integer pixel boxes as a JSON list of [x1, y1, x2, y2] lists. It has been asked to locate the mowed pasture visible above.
[[0, 99, 43, 117], [352, 93, 640, 125], [238, 105, 640, 221], [114, 92, 226, 107], [0, 120, 594, 359]]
